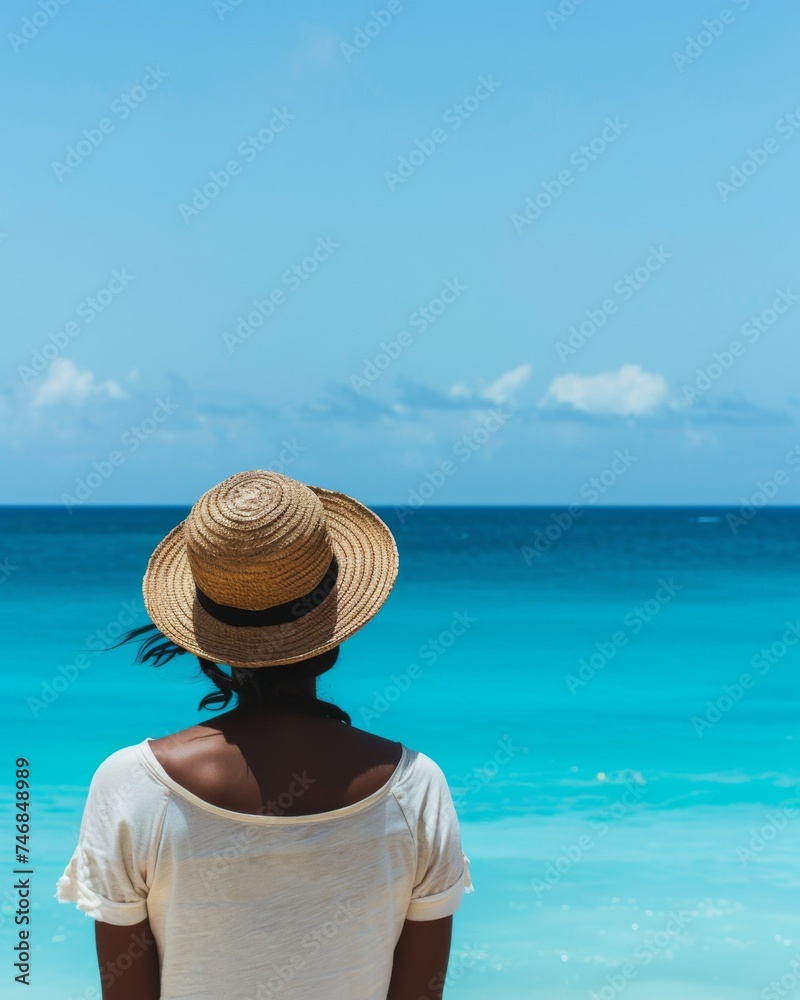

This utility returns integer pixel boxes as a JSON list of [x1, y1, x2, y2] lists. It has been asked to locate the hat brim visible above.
[[142, 486, 399, 668]]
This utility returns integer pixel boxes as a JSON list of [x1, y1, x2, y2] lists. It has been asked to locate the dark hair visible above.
[[113, 624, 351, 723]]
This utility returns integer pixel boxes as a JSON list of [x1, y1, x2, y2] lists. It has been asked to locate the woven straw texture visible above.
[[142, 470, 399, 667]]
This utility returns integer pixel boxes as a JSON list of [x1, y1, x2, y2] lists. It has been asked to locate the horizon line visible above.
[[2, 503, 799, 511]]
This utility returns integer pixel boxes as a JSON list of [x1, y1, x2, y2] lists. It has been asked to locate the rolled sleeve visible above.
[[406, 853, 473, 921], [56, 845, 148, 925], [54, 746, 163, 926], [405, 755, 475, 922]]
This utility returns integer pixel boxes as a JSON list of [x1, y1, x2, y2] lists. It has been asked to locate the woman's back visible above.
[[148, 708, 405, 817], [55, 471, 474, 998], [58, 711, 472, 999]]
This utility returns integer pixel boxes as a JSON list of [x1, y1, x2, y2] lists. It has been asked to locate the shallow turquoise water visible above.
[[1, 506, 799, 998]]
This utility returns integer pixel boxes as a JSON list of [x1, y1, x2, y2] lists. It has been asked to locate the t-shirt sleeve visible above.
[[55, 746, 167, 926], [405, 755, 474, 922]]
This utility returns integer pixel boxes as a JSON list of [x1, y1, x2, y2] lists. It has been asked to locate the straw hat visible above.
[[142, 470, 399, 668]]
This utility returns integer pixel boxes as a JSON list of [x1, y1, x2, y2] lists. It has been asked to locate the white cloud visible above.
[[539, 364, 668, 417], [483, 363, 532, 405], [685, 425, 719, 448], [30, 359, 127, 408], [447, 364, 532, 407]]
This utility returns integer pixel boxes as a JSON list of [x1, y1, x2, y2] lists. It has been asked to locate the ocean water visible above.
[[1, 505, 799, 999]]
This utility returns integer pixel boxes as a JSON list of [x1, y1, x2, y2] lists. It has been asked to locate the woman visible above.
[[56, 470, 473, 999]]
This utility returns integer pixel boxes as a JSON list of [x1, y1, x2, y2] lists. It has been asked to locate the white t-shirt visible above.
[[56, 739, 473, 1000]]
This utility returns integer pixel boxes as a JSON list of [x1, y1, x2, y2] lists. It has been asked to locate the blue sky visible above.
[[2, 0, 799, 506]]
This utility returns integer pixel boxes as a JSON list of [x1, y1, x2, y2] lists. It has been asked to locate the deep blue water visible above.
[[1, 506, 799, 999]]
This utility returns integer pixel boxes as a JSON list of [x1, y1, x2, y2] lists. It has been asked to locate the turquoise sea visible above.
[[1, 505, 799, 999]]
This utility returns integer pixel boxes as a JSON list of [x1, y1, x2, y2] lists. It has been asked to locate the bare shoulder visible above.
[[146, 714, 405, 814], [148, 717, 401, 762], [147, 725, 231, 791], [332, 723, 405, 788], [340, 721, 404, 759], [321, 720, 407, 791], [147, 724, 213, 763]]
